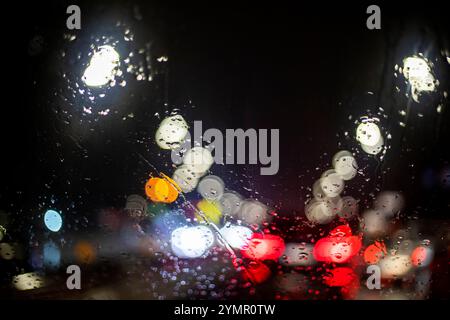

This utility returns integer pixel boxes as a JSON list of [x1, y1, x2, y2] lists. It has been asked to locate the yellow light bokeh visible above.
[[196, 199, 222, 225]]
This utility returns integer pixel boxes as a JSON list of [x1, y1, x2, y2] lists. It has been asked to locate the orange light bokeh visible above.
[[74, 241, 96, 264], [145, 175, 180, 204]]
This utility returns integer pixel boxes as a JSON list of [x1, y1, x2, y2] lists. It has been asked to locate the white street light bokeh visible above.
[[170, 225, 215, 259], [155, 115, 189, 150], [320, 170, 345, 198], [361, 135, 384, 155], [82, 45, 120, 87], [197, 175, 225, 201], [172, 165, 202, 193], [12, 272, 46, 291], [402, 56, 438, 103], [238, 200, 271, 226], [379, 254, 412, 279], [356, 122, 382, 147], [356, 118, 385, 155], [219, 223, 253, 250], [332, 150, 358, 180], [305, 199, 336, 224], [219, 192, 243, 217], [182, 147, 214, 174]]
